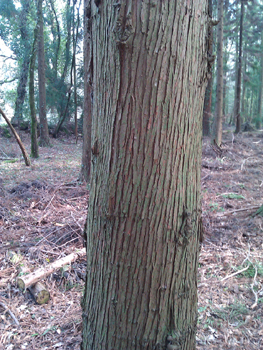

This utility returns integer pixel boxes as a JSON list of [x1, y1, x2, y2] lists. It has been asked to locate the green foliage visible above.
[[237, 262, 263, 278], [212, 302, 249, 326], [252, 204, 263, 217], [3, 159, 18, 163], [0, 0, 83, 130], [1, 125, 11, 138], [221, 193, 245, 200], [0, 0, 17, 18]]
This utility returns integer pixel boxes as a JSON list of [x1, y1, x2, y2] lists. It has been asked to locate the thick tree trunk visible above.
[[38, 0, 50, 147], [234, 0, 244, 133], [80, 0, 92, 182], [213, 0, 224, 146], [82, 1, 208, 349]]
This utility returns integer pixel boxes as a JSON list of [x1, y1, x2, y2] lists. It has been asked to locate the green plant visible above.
[[42, 326, 57, 336], [237, 262, 263, 278], [209, 202, 221, 211], [1, 125, 11, 138], [3, 159, 18, 164], [221, 193, 245, 199], [212, 302, 248, 326]]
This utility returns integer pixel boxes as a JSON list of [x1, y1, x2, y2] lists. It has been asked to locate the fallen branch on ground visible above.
[[221, 264, 250, 282], [250, 266, 258, 309], [0, 300, 20, 326], [17, 248, 86, 291], [0, 107, 31, 166], [216, 205, 260, 217]]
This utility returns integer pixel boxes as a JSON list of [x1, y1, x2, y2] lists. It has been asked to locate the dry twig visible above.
[[216, 205, 260, 217], [250, 266, 258, 309], [0, 300, 20, 326], [221, 264, 250, 282]]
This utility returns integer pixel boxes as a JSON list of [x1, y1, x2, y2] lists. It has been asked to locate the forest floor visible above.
[[0, 127, 263, 350]]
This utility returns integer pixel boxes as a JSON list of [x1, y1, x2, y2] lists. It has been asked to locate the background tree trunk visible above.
[[29, 5, 40, 159], [234, 0, 244, 133], [80, 0, 92, 182], [203, 0, 213, 136], [213, 0, 224, 146], [38, 0, 50, 147], [12, 0, 31, 128], [256, 30, 263, 129], [81, 1, 208, 350]]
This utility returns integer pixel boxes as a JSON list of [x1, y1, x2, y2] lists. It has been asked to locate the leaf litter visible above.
[[0, 132, 87, 350], [1, 129, 263, 349], [198, 129, 263, 350]]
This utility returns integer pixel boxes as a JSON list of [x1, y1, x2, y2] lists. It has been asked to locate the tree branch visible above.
[[0, 76, 19, 85]]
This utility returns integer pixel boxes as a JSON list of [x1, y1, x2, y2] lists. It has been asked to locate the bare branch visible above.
[[0, 54, 17, 62], [0, 76, 19, 85]]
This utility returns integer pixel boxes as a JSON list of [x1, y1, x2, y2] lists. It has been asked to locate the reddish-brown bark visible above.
[[82, 1, 208, 349]]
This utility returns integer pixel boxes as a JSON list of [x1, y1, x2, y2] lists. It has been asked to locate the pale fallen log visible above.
[[29, 282, 50, 305], [17, 248, 86, 290]]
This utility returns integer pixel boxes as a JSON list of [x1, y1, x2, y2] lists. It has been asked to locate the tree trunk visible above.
[[29, 6, 40, 159], [256, 30, 263, 129], [203, 0, 213, 136], [12, 0, 31, 128], [234, 0, 244, 133], [213, 0, 224, 146], [73, 1, 81, 138], [81, 1, 208, 350], [38, 0, 50, 147], [48, 0, 61, 80], [80, 0, 92, 182]]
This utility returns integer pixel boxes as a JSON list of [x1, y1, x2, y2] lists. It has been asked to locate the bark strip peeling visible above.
[[82, 1, 208, 349]]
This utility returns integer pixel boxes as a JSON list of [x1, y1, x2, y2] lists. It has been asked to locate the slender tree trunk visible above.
[[38, 0, 50, 147], [29, 9, 40, 158], [234, 0, 244, 133], [81, 1, 208, 349], [74, 56, 78, 137], [12, 0, 31, 127], [213, 0, 224, 146], [241, 45, 247, 118], [249, 91, 254, 123], [48, 0, 61, 80], [256, 31, 263, 129], [73, 0, 80, 138], [52, 53, 75, 138], [203, 0, 213, 136], [80, 0, 92, 182], [53, 0, 81, 138]]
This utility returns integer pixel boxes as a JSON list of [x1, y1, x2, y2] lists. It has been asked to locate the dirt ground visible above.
[[0, 128, 263, 349]]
